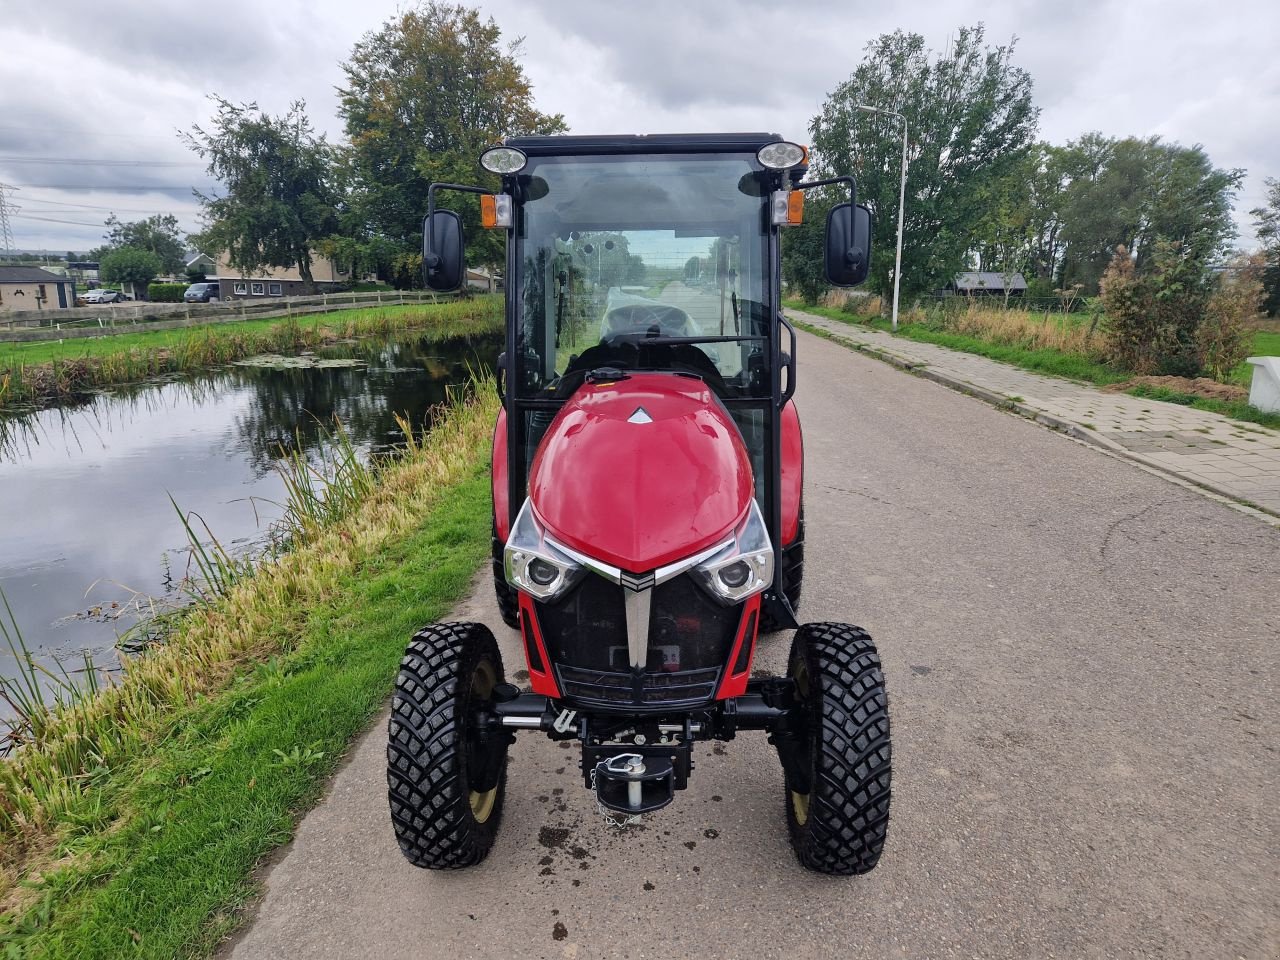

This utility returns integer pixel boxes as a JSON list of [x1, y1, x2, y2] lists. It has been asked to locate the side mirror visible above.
[[825, 202, 872, 287], [423, 209, 464, 291]]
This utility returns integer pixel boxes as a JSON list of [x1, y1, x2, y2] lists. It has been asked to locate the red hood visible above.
[[528, 373, 753, 572]]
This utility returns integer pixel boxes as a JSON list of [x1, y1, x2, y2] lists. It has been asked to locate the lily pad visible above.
[[233, 354, 367, 370]]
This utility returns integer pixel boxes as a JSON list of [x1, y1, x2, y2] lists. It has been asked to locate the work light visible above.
[[480, 146, 528, 174], [756, 141, 806, 170]]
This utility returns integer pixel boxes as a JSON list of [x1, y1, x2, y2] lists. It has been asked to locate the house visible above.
[[466, 267, 502, 292], [0, 265, 75, 312], [212, 253, 350, 298], [945, 271, 1028, 298], [182, 250, 216, 276]]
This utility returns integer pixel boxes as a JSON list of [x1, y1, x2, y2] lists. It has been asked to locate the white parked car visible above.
[[81, 289, 128, 304]]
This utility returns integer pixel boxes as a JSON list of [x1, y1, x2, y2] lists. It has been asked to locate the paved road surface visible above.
[[223, 329, 1278, 960]]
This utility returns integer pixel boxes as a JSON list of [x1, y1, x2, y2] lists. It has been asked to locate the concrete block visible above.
[[1246, 356, 1280, 413]]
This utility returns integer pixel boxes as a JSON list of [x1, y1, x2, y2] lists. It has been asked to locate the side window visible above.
[[268, 282, 282, 296], [251, 282, 265, 296], [233, 282, 247, 296]]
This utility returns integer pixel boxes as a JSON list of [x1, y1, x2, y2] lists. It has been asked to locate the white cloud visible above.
[[0, 0, 1275, 251]]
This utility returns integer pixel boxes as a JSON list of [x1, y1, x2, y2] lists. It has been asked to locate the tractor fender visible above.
[[492, 408, 509, 541], [781, 399, 803, 545]]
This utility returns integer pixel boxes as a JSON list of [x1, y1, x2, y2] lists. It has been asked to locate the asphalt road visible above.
[[223, 329, 1279, 960]]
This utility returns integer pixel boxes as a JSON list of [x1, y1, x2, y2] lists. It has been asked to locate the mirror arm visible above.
[[793, 174, 857, 211], [423, 182, 491, 268]]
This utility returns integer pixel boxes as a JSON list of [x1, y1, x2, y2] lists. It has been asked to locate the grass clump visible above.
[[0, 296, 501, 411], [0, 380, 500, 956]]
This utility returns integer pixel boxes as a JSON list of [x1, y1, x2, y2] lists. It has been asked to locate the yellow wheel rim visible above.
[[790, 657, 811, 825], [468, 661, 498, 824]]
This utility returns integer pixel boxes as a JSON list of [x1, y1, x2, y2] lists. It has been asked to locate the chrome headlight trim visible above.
[[691, 500, 775, 604], [503, 499, 585, 601]]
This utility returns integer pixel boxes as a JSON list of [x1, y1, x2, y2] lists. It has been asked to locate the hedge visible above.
[[147, 283, 188, 302]]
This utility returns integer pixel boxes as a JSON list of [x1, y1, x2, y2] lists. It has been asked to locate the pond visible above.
[[0, 331, 500, 697]]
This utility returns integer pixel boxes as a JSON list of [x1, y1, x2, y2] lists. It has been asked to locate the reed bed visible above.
[[0, 297, 501, 411], [0, 376, 499, 906]]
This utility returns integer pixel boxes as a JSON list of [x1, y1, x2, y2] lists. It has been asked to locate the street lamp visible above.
[[854, 103, 908, 331]]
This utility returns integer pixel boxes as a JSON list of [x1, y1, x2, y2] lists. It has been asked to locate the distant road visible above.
[[224, 328, 1279, 960]]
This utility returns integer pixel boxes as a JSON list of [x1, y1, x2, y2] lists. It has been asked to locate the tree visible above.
[[185, 98, 339, 288], [1251, 176, 1280, 316], [807, 25, 1039, 303], [338, 2, 566, 281], [103, 213, 187, 275], [1058, 135, 1242, 293], [99, 247, 162, 298]]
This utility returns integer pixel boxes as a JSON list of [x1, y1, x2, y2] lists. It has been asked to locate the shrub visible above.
[[147, 282, 187, 302], [1197, 254, 1264, 381], [1100, 242, 1213, 376]]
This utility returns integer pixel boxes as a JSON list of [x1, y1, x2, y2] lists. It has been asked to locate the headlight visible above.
[[691, 500, 774, 604], [504, 499, 584, 601]]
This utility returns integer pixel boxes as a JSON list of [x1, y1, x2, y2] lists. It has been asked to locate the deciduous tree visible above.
[[185, 98, 339, 288], [338, 2, 566, 281], [1251, 176, 1280, 316], [102, 214, 187, 275], [99, 247, 162, 298], [806, 25, 1039, 302]]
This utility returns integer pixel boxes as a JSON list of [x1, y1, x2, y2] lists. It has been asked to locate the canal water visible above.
[[0, 331, 500, 695]]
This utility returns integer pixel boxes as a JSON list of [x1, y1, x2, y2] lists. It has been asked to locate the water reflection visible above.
[[0, 332, 499, 684]]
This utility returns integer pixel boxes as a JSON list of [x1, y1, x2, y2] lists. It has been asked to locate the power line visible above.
[[14, 213, 105, 228], [6, 184, 205, 192]]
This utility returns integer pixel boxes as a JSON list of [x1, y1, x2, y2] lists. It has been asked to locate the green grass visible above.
[[786, 300, 1280, 430], [0, 297, 501, 410], [784, 300, 1126, 385], [0, 385, 500, 957], [1230, 329, 1280, 386], [2, 475, 491, 958]]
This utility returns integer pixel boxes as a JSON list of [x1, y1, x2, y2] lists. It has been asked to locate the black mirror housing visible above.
[[825, 203, 872, 287], [423, 210, 465, 291]]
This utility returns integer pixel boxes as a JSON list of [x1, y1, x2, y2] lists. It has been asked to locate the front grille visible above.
[[558, 664, 722, 707], [535, 572, 741, 709]]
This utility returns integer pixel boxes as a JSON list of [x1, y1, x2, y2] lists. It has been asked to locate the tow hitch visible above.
[[592, 753, 676, 819]]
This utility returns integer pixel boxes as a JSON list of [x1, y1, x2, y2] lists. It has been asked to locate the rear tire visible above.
[[782, 622, 891, 875], [760, 504, 804, 632], [491, 519, 520, 629], [386, 622, 509, 869]]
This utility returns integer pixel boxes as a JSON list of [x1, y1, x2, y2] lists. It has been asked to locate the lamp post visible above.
[[854, 104, 907, 331]]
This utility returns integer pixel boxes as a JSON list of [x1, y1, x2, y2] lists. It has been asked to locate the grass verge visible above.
[[0, 296, 501, 411], [786, 300, 1280, 430], [0, 383, 500, 958]]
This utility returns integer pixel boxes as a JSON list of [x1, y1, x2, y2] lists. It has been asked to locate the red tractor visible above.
[[387, 133, 891, 875]]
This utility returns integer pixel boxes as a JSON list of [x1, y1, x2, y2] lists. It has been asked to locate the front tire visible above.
[[386, 622, 509, 868], [782, 622, 891, 875]]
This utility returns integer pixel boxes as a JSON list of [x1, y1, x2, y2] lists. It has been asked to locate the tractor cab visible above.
[[388, 134, 890, 876]]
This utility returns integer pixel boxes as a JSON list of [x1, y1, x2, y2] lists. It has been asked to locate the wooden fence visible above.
[[0, 290, 456, 343]]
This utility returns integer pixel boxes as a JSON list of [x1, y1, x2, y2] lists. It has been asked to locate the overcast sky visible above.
[[1, 0, 1276, 254]]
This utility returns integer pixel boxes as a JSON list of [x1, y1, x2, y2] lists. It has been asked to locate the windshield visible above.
[[515, 154, 772, 398]]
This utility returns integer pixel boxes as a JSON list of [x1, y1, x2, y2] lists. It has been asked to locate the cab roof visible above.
[[504, 133, 783, 157]]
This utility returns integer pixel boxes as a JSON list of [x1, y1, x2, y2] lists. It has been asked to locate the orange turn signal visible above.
[[786, 190, 805, 226], [480, 194, 498, 229]]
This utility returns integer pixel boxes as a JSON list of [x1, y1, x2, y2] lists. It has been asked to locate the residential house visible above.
[[213, 253, 350, 299], [182, 250, 216, 277], [945, 271, 1028, 298], [0, 265, 75, 312]]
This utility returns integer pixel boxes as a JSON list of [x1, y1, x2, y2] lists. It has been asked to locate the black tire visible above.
[[386, 622, 509, 869], [760, 504, 804, 632], [782, 622, 891, 875], [491, 519, 520, 629]]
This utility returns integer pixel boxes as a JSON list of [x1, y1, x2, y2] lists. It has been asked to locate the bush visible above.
[[148, 282, 187, 302], [1197, 254, 1264, 381], [1100, 242, 1213, 377]]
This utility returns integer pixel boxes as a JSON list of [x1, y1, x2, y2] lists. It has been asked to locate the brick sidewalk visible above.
[[788, 308, 1280, 520]]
